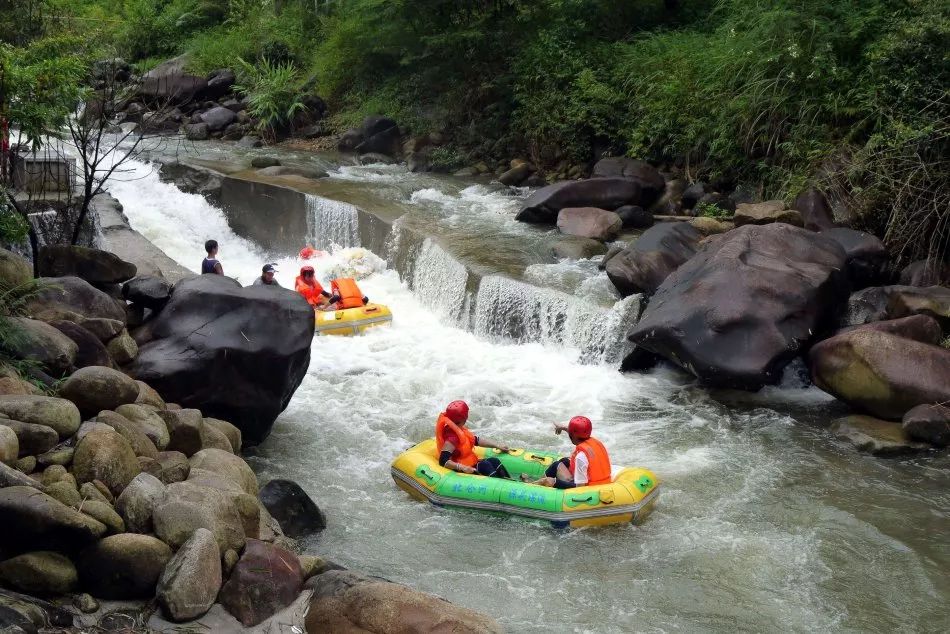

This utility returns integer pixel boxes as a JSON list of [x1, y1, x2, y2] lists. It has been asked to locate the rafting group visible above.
[[200, 239, 658, 527], [392, 400, 660, 528], [201, 240, 393, 336]]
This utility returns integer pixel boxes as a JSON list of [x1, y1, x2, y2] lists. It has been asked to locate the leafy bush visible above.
[[697, 202, 730, 220], [234, 57, 306, 138], [0, 200, 30, 246]]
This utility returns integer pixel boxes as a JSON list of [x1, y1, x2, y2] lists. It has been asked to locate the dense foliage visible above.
[[19, 0, 950, 262]]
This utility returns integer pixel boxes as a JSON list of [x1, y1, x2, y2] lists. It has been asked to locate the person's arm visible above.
[[438, 440, 476, 474], [214, 262, 223, 275], [475, 436, 509, 452], [553, 423, 569, 435]]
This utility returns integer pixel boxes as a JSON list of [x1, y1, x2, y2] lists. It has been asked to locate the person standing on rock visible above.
[[202, 239, 224, 275], [253, 263, 281, 287], [523, 416, 612, 489], [436, 400, 512, 478], [295, 265, 332, 308]]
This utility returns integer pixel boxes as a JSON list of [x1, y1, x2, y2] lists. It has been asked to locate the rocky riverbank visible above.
[[509, 156, 949, 458], [0, 213, 502, 631]]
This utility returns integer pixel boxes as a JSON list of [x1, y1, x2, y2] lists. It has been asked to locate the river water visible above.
[[107, 157, 950, 633]]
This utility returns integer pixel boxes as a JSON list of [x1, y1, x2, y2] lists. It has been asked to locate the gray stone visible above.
[[58, 366, 140, 418], [122, 275, 172, 311], [902, 404, 950, 448], [77, 533, 172, 599], [72, 428, 141, 496], [135, 381, 166, 409], [156, 527, 221, 621], [202, 418, 241, 453], [0, 424, 17, 465], [259, 479, 326, 538], [4, 318, 77, 375], [27, 276, 126, 322], [156, 450, 190, 484], [0, 551, 77, 595], [184, 122, 209, 140], [0, 396, 81, 439], [0, 418, 59, 456], [78, 317, 125, 342], [115, 403, 170, 450], [189, 448, 258, 496], [36, 245, 136, 284], [556, 207, 623, 241], [0, 486, 107, 553], [158, 409, 203, 456], [107, 330, 138, 365], [734, 200, 803, 227], [44, 480, 82, 508], [79, 500, 125, 534], [115, 472, 167, 533], [606, 222, 703, 296], [153, 480, 253, 553], [35, 447, 73, 468], [831, 415, 931, 456], [200, 107, 236, 132], [95, 410, 159, 459], [0, 460, 39, 488]]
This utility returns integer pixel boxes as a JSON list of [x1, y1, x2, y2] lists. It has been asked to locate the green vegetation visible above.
[[234, 57, 306, 139], [697, 202, 730, 220], [16, 0, 950, 262]]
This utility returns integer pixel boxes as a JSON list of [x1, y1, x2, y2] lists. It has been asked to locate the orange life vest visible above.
[[569, 437, 612, 485], [295, 276, 325, 307], [331, 278, 364, 309], [435, 413, 478, 467]]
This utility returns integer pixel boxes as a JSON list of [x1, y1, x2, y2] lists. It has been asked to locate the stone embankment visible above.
[[0, 222, 502, 631]]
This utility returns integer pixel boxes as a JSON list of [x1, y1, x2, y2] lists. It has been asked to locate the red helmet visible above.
[[567, 416, 592, 439], [445, 400, 469, 424], [300, 265, 315, 275]]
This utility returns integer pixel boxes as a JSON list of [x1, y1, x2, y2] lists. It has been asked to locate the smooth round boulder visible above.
[[219, 539, 303, 627], [259, 479, 326, 538], [590, 157, 665, 205], [189, 449, 258, 496], [198, 424, 233, 453], [107, 330, 139, 365], [27, 276, 125, 322], [78, 317, 125, 343], [0, 460, 38, 488], [0, 486, 107, 553], [202, 418, 241, 453], [820, 228, 889, 289], [4, 318, 77, 375], [135, 380, 166, 409], [58, 366, 140, 418], [615, 204, 654, 229], [733, 200, 803, 227], [72, 428, 141, 496], [157, 409, 203, 456], [810, 329, 950, 419], [902, 404, 950, 447], [115, 404, 170, 450], [0, 395, 80, 439], [49, 320, 112, 369], [79, 500, 125, 534], [792, 187, 835, 231], [556, 207, 623, 241], [0, 551, 77, 595], [156, 528, 221, 622], [153, 480, 248, 553], [77, 534, 172, 599], [122, 275, 172, 311], [95, 410, 159, 459], [116, 472, 167, 533], [605, 222, 703, 296], [839, 314, 943, 346], [156, 451, 189, 484]]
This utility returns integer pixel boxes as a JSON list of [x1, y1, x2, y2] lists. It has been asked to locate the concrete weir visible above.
[[153, 158, 640, 364]]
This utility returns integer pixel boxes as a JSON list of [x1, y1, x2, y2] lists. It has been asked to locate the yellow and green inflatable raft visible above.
[[315, 303, 393, 336], [391, 439, 659, 528]]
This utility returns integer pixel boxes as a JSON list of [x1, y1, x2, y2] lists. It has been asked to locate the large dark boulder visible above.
[[138, 55, 208, 106], [605, 223, 703, 297], [615, 205, 653, 229], [517, 178, 645, 224], [0, 486, 107, 557], [200, 106, 237, 132], [259, 479, 326, 538], [629, 224, 848, 389], [902, 404, 950, 447], [820, 228, 888, 289], [204, 68, 236, 99], [356, 116, 400, 157], [792, 187, 835, 231], [591, 158, 665, 206], [840, 314, 943, 346], [127, 275, 313, 444], [122, 275, 172, 311], [810, 329, 950, 419], [37, 246, 136, 284]]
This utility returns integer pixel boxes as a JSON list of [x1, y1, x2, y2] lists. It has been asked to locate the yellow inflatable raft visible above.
[[315, 303, 393, 336], [391, 439, 660, 528]]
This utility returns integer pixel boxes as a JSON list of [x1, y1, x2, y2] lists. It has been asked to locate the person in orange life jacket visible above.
[[294, 266, 331, 308], [329, 278, 369, 309], [436, 400, 512, 478], [523, 416, 612, 489]]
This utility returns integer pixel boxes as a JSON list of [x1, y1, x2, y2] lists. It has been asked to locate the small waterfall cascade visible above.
[[408, 238, 470, 324], [305, 194, 359, 250], [473, 275, 643, 363]]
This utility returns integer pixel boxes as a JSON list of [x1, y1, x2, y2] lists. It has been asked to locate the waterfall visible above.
[[305, 194, 359, 250], [408, 238, 470, 324], [473, 276, 642, 364]]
